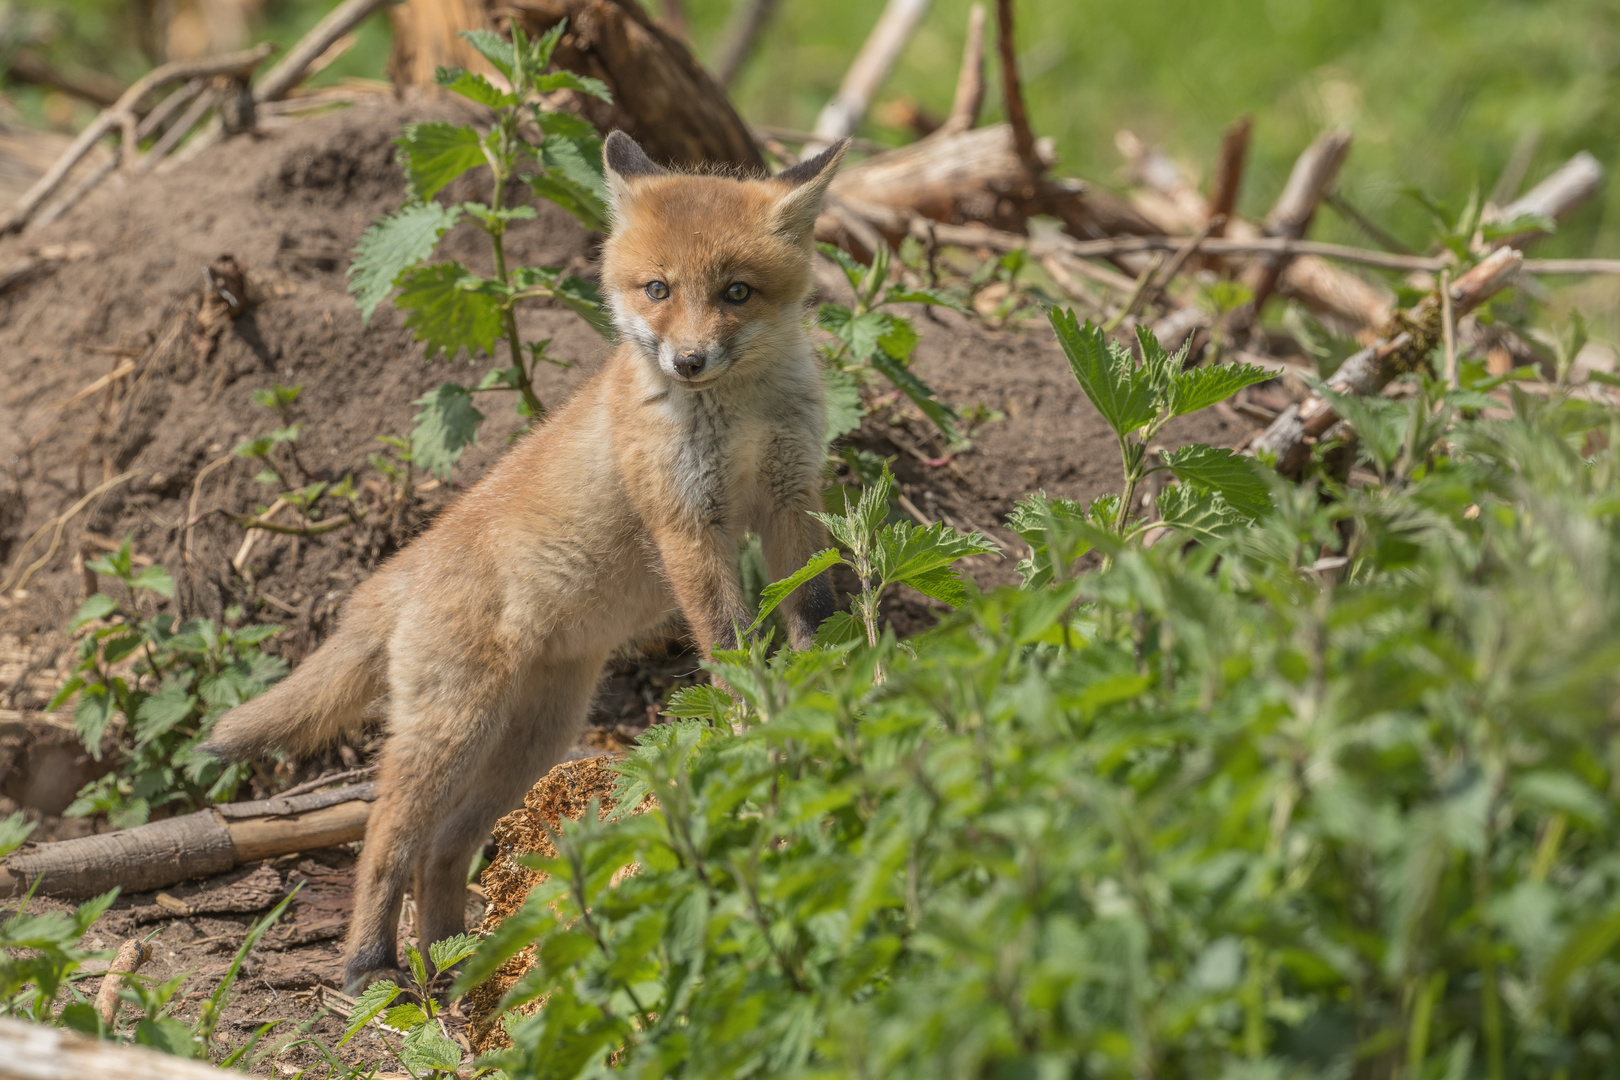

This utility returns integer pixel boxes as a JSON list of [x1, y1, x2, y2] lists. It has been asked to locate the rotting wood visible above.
[[0, 43, 275, 235], [95, 939, 152, 1026], [0, 783, 378, 899], [1252, 247, 1524, 477], [386, 0, 494, 87], [805, 0, 931, 155], [507, 0, 763, 169], [0, 1017, 233, 1079]]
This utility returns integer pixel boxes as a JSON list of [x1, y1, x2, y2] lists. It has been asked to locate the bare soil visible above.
[[0, 93, 1239, 1068]]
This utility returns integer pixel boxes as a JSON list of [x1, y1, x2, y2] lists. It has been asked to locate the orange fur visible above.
[[202, 133, 847, 992]]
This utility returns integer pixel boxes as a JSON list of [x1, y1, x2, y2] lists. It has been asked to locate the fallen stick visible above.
[[2, 51, 125, 107], [0, 782, 378, 899], [1207, 115, 1252, 235], [0, 43, 274, 235], [134, 86, 219, 176], [939, 2, 987, 135], [1252, 247, 1523, 477], [0, 1017, 234, 1079], [253, 0, 392, 104], [806, 0, 931, 154], [95, 939, 153, 1026], [0, 472, 136, 597]]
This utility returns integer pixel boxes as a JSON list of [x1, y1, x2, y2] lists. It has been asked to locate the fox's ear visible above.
[[603, 131, 669, 216], [769, 138, 849, 240]]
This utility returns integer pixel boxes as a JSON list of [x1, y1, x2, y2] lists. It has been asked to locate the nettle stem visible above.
[[489, 115, 546, 419]]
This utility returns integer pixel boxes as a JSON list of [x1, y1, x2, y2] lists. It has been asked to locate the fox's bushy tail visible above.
[[202, 583, 392, 762]]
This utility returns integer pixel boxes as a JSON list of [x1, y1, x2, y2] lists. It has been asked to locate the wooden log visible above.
[[0, 783, 377, 899], [0, 1017, 235, 1079], [829, 123, 1051, 229], [1252, 247, 1523, 477], [507, 0, 763, 169], [386, 0, 494, 87], [806, 0, 931, 154]]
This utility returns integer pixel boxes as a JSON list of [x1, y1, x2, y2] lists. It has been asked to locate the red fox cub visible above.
[[204, 131, 847, 992]]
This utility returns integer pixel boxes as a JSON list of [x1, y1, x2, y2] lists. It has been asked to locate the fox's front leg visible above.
[[652, 522, 753, 656], [760, 488, 836, 650]]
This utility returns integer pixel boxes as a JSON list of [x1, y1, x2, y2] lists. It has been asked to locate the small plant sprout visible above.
[[341, 934, 483, 1078], [348, 21, 615, 481]]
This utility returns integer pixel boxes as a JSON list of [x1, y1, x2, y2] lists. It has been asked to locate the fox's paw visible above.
[[343, 962, 412, 997]]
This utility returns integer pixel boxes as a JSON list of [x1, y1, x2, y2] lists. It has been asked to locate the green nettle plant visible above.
[[451, 304, 1620, 1079], [54, 538, 285, 827], [817, 243, 969, 445], [334, 934, 485, 1078], [348, 22, 614, 480]]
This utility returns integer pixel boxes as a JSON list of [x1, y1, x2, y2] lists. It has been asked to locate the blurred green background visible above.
[[5, 0, 1618, 311]]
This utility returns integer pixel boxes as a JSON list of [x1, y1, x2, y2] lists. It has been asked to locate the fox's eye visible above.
[[645, 281, 669, 301], [724, 282, 751, 303]]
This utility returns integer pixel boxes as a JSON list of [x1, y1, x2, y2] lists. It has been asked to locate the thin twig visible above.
[[940, 3, 987, 135], [1324, 189, 1414, 255], [1206, 115, 1251, 234], [184, 455, 235, 565], [1102, 253, 1165, 333], [96, 940, 153, 1026], [0, 472, 136, 596], [1141, 215, 1223, 308], [1441, 267, 1458, 389], [136, 87, 219, 175], [275, 767, 377, 801]]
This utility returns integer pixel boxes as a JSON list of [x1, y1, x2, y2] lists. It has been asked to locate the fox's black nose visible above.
[[674, 349, 707, 378]]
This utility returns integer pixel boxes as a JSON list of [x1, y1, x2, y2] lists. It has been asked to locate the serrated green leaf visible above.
[[869, 349, 958, 440], [349, 202, 462, 322], [663, 684, 733, 722], [381, 1002, 428, 1030], [874, 521, 997, 601], [534, 108, 597, 140], [749, 549, 845, 635], [412, 382, 484, 482], [402, 1025, 465, 1073], [1007, 492, 1100, 588], [340, 980, 401, 1045], [433, 66, 517, 108], [134, 1015, 195, 1057], [69, 593, 117, 631], [534, 134, 610, 231], [813, 610, 865, 647], [395, 262, 505, 361], [73, 684, 114, 756], [551, 275, 614, 338], [1049, 307, 1159, 438], [1167, 360, 1274, 418], [882, 284, 971, 313], [397, 122, 487, 201], [535, 69, 612, 102], [824, 365, 865, 445], [133, 678, 197, 748], [429, 932, 482, 972], [1155, 483, 1245, 542], [131, 565, 175, 598], [0, 811, 35, 859], [1159, 444, 1272, 519], [459, 28, 514, 80]]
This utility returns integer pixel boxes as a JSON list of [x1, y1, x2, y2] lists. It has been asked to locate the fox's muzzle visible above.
[[673, 347, 708, 379]]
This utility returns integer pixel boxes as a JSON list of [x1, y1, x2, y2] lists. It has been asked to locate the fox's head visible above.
[[599, 131, 848, 389]]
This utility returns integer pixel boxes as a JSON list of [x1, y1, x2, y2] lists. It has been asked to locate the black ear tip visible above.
[[603, 130, 667, 179], [776, 137, 851, 187]]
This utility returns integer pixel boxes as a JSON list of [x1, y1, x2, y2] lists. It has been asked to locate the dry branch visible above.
[[0, 43, 274, 235], [0, 1017, 234, 1080], [4, 51, 126, 108], [1244, 127, 1352, 317], [715, 0, 783, 86], [1252, 247, 1524, 477], [806, 0, 931, 154], [941, 3, 988, 135], [1207, 115, 1252, 233], [253, 0, 394, 104], [0, 783, 378, 898], [1486, 150, 1605, 247], [508, 0, 763, 169], [993, 0, 1040, 176]]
